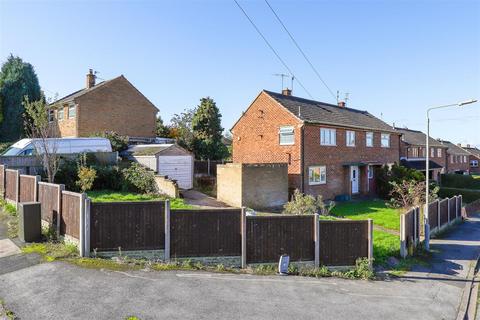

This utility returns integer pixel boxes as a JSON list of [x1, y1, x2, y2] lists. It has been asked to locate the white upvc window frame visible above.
[[464, 155, 467, 163], [320, 128, 336, 146], [471, 160, 479, 167], [346, 130, 356, 147], [57, 107, 64, 121], [308, 166, 326, 185], [437, 148, 442, 158], [412, 147, 419, 158], [48, 109, 55, 122], [68, 104, 76, 119], [381, 133, 390, 148], [430, 148, 435, 158], [366, 132, 373, 147], [279, 126, 294, 145]]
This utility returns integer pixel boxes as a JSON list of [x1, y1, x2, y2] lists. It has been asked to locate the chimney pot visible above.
[[86, 69, 96, 89], [338, 101, 346, 108], [282, 88, 292, 96]]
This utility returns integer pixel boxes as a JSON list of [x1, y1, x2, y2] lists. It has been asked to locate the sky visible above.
[[1, 0, 479, 146]]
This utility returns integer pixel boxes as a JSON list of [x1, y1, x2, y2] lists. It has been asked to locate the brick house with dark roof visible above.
[[231, 89, 401, 200], [438, 140, 471, 174], [463, 145, 480, 174], [395, 127, 448, 181], [49, 70, 158, 138]]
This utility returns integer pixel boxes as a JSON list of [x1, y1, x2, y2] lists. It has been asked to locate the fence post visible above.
[[79, 193, 86, 257], [459, 195, 464, 219], [241, 207, 247, 269], [207, 159, 211, 176], [447, 198, 451, 225], [57, 184, 65, 238], [0, 165, 5, 199], [34, 175, 41, 202], [367, 219, 373, 266], [15, 170, 20, 206], [164, 199, 171, 262], [84, 198, 91, 258], [314, 213, 319, 268], [400, 214, 407, 258], [455, 196, 458, 220], [413, 207, 418, 247], [437, 199, 441, 230]]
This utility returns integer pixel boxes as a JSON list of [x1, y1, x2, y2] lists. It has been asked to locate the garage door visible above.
[[158, 156, 193, 189]]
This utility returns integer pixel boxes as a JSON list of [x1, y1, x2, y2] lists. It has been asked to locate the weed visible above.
[[22, 242, 78, 262], [0, 299, 16, 320], [251, 264, 277, 275]]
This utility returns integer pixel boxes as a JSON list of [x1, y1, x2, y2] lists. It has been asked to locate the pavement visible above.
[[182, 189, 231, 208], [0, 213, 479, 320]]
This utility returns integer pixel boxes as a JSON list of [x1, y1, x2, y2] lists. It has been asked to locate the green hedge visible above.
[[0, 142, 12, 154], [441, 174, 480, 190], [439, 187, 480, 204]]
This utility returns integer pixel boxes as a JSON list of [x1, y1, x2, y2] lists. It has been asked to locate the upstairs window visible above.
[[464, 156, 467, 163], [381, 133, 390, 147], [279, 126, 294, 145], [48, 109, 55, 122], [57, 108, 64, 121], [68, 105, 76, 119], [309, 166, 326, 185], [412, 148, 419, 157], [346, 131, 356, 147], [450, 155, 454, 163], [437, 148, 442, 158], [472, 160, 479, 167], [430, 148, 435, 157], [320, 128, 336, 146], [366, 132, 373, 147]]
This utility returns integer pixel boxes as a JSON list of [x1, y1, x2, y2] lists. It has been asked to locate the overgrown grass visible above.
[[86, 190, 192, 209], [0, 299, 16, 320], [373, 230, 400, 265], [331, 200, 402, 231], [0, 199, 18, 238], [22, 242, 78, 262]]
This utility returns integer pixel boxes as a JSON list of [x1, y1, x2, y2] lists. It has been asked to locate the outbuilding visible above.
[[128, 144, 193, 189]]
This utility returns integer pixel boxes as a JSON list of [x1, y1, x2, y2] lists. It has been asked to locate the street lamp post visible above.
[[424, 99, 477, 251]]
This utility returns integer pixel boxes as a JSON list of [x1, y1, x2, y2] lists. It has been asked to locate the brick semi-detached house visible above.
[[232, 90, 401, 200], [49, 70, 158, 138], [395, 127, 448, 181], [438, 140, 471, 174], [463, 145, 480, 174]]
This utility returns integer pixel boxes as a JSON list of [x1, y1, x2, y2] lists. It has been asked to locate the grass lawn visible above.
[[331, 200, 402, 231], [373, 230, 400, 265], [473, 175, 480, 180], [86, 190, 192, 209]]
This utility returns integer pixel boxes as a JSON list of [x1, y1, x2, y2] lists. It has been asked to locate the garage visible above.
[[128, 144, 194, 189]]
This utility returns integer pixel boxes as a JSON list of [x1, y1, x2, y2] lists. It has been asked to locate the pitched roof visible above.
[[438, 140, 470, 155], [127, 144, 191, 156], [400, 159, 443, 171], [52, 76, 121, 105], [263, 90, 397, 133], [464, 147, 480, 159], [395, 128, 445, 147]]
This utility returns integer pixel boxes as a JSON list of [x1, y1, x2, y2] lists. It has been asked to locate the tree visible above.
[[0, 55, 41, 141], [155, 115, 171, 137], [23, 95, 59, 183], [93, 131, 128, 152], [389, 180, 439, 208], [170, 108, 195, 151], [191, 97, 228, 160]]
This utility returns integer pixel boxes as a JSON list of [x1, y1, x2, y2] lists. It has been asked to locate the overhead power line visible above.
[[264, 0, 337, 101], [233, 0, 314, 99]]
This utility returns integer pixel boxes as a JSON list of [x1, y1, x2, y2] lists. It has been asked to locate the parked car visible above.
[[1, 138, 112, 156]]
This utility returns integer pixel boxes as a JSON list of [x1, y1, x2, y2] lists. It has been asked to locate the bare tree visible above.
[[389, 180, 439, 208], [23, 95, 60, 183]]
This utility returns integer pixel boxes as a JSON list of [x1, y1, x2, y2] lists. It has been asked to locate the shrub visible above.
[[283, 189, 335, 215], [375, 163, 425, 199], [441, 174, 480, 190], [92, 165, 124, 191], [439, 187, 480, 203], [76, 166, 97, 192], [389, 180, 439, 208], [122, 163, 157, 194], [93, 131, 128, 152], [55, 158, 79, 191]]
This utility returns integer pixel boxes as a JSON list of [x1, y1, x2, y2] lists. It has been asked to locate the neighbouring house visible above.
[[395, 127, 448, 181], [128, 144, 193, 189], [463, 145, 480, 174], [438, 140, 470, 174], [49, 69, 158, 138], [231, 89, 401, 200]]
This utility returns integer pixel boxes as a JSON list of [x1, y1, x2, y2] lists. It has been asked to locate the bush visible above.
[[93, 131, 128, 152], [55, 159, 79, 191], [439, 187, 480, 203], [122, 163, 157, 194], [92, 165, 124, 191], [76, 166, 97, 192], [283, 189, 335, 215], [0, 142, 12, 154], [441, 174, 480, 190], [376, 163, 425, 199]]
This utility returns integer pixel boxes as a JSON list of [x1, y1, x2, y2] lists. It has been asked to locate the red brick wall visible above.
[[232, 91, 303, 190], [446, 153, 470, 173], [469, 155, 480, 174], [303, 125, 400, 199]]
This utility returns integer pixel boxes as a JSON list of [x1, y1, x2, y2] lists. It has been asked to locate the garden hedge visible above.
[[440, 174, 480, 190], [439, 187, 480, 204]]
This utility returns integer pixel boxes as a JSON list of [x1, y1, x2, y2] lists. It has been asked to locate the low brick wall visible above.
[[154, 175, 179, 198]]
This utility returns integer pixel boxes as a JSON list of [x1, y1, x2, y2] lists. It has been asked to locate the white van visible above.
[[2, 138, 112, 156]]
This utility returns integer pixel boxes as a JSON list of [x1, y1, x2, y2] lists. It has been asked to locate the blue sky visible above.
[[1, 0, 479, 146]]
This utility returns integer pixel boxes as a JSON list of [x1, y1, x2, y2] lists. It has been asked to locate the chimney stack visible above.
[[86, 69, 96, 89], [282, 88, 292, 96], [338, 101, 346, 108], [457, 143, 462, 147], [467, 144, 471, 148]]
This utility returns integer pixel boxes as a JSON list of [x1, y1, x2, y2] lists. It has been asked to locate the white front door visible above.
[[350, 166, 359, 194]]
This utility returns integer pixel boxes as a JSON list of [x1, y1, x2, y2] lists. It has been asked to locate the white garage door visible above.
[[157, 155, 193, 189]]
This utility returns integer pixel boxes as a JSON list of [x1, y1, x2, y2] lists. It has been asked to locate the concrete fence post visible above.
[[84, 198, 91, 257], [447, 198, 451, 225], [413, 207, 418, 247], [15, 170, 20, 207], [0, 165, 6, 199], [207, 159, 211, 176], [437, 199, 441, 230], [314, 213, 320, 268], [400, 214, 407, 258], [241, 207, 247, 269], [459, 195, 464, 218], [34, 175, 41, 202], [367, 219, 373, 266], [164, 199, 171, 262], [79, 193, 86, 257], [57, 184, 65, 237], [455, 196, 458, 219]]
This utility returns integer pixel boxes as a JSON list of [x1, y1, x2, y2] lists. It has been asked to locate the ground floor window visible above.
[[308, 166, 326, 185]]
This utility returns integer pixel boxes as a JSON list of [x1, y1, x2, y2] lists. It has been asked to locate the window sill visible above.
[[309, 182, 326, 186]]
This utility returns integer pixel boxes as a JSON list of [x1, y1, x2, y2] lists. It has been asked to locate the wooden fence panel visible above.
[[457, 196, 463, 218], [0, 165, 5, 196], [38, 182, 61, 224], [319, 220, 369, 266], [449, 197, 456, 221], [439, 199, 449, 227], [61, 191, 83, 239], [90, 201, 165, 251], [19, 175, 37, 203], [5, 169, 18, 202], [428, 202, 438, 229], [171, 209, 241, 258], [246, 215, 314, 264]]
